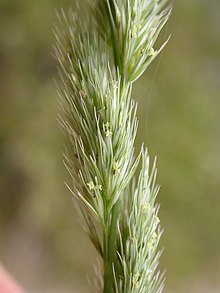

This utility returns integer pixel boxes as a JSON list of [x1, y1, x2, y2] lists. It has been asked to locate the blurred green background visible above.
[[0, 0, 219, 292]]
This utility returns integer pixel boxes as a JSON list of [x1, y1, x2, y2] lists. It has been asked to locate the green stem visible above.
[[103, 201, 120, 293], [103, 232, 112, 293]]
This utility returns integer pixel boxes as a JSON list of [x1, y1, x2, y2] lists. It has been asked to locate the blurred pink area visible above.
[[0, 264, 25, 293]]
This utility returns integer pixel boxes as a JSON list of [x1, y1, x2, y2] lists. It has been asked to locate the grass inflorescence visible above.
[[54, 1, 171, 292]]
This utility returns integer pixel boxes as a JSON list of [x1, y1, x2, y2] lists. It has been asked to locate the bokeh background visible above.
[[0, 0, 220, 292]]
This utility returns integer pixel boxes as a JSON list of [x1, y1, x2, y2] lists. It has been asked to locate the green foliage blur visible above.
[[0, 0, 219, 292]]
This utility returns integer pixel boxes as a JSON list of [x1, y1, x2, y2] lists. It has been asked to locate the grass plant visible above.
[[54, 1, 171, 292]]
